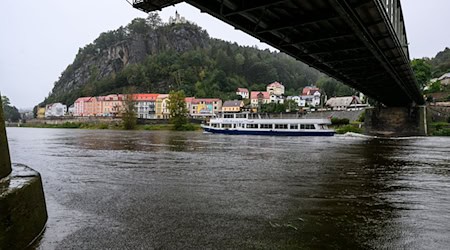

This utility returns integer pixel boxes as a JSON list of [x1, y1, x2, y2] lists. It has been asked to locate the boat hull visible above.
[[202, 127, 335, 136]]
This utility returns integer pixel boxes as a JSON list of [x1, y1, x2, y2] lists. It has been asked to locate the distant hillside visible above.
[[430, 47, 450, 78], [43, 13, 356, 106]]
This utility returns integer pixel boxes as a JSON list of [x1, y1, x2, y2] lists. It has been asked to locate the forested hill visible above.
[[44, 14, 354, 106], [430, 47, 450, 77]]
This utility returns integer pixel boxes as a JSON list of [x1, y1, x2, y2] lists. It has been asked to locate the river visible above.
[[6, 128, 450, 249]]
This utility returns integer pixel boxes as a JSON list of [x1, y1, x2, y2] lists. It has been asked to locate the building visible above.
[[45, 103, 67, 117], [250, 91, 270, 108], [37, 107, 46, 119], [74, 97, 92, 117], [155, 94, 170, 119], [190, 98, 222, 117], [287, 96, 306, 107], [270, 94, 285, 104], [438, 73, 450, 86], [169, 11, 186, 24], [267, 81, 285, 96], [133, 94, 159, 119], [300, 86, 321, 107], [236, 88, 249, 99], [222, 100, 244, 113], [326, 96, 364, 110], [102, 94, 124, 117], [67, 105, 75, 116], [302, 86, 320, 96]]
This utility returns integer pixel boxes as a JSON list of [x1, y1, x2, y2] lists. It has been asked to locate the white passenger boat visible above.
[[201, 113, 335, 136]]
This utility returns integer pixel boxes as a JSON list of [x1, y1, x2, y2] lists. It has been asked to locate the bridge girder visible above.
[[132, 0, 424, 106]]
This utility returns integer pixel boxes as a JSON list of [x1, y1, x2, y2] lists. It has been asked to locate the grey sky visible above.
[[0, 0, 448, 109]]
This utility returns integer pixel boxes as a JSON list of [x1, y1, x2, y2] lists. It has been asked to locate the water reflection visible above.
[[5, 128, 450, 249]]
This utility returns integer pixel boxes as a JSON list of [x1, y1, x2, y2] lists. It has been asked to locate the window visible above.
[[246, 124, 258, 129], [261, 124, 272, 129], [224, 114, 234, 118], [301, 124, 315, 130], [223, 124, 232, 129], [290, 124, 299, 130], [275, 124, 288, 129]]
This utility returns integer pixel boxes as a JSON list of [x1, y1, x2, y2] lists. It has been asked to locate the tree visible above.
[[122, 90, 137, 130], [1, 96, 21, 122], [411, 59, 432, 89], [168, 90, 190, 130]]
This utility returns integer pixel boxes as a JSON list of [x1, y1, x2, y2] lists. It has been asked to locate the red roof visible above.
[[74, 97, 92, 103], [267, 81, 283, 88], [184, 97, 195, 103], [250, 91, 270, 99], [302, 86, 320, 96], [132, 94, 159, 101], [236, 88, 249, 93]]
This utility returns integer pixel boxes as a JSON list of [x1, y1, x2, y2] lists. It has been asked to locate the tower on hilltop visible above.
[[169, 11, 186, 24]]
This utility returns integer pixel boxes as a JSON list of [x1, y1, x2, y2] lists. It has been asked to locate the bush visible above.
[[331, 117, 350, 126], [431, 122, 449, 131], [432, 128, 450, 136], [335, 125, 363, 134]]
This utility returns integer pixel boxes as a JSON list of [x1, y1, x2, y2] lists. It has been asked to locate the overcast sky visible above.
[[1, 0, 449, 109]]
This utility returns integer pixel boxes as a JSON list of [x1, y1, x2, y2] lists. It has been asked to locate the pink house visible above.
[[74, 97, 92, 117]]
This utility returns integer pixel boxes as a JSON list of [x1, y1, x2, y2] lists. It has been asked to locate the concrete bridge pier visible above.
[[0, 96, 47, 249], [364, 106, 427, 137]]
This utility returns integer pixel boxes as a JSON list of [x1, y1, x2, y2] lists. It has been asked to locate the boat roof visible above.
[[211, 118, 331, 125]]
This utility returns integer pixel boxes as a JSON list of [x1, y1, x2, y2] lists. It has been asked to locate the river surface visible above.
[[6, 128, 450, 249]]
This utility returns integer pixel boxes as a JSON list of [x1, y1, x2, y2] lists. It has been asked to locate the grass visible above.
[[335, 124, 363, 134], [430, 122, 450, 136]]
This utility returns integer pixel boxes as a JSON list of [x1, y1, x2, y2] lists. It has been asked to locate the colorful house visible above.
[[37, 107, 46, 119], [222, 100, 244, 113], [133, 94, 159, 119], [155, 94, 170, 119], [190, 98, 222, 117], [102, 94, 124, 117], [74, 97, 92, 117], [250, 91, 270, 108]]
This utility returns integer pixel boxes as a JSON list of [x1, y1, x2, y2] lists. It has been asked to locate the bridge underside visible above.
[[133, 0, 424, 106]]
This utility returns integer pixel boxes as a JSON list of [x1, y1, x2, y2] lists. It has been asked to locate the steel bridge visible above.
[[132, 0, 424, 106]]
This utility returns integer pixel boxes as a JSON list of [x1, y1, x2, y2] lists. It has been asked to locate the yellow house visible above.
[[155, 94, 169, 119], [37, 107, 46, 119], [222, 100, 244, 113]]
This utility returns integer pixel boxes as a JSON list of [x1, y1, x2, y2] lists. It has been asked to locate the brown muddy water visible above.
[[6, 128, 450, 249]]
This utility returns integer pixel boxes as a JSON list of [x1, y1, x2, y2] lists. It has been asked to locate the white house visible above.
[[236, 88, 249, 99], [287, 96, 306, 107], [270, 94, 284, 104], [45, 103, 67, 117], [438, 73, 450, 86], [301, 91, 321, 107]]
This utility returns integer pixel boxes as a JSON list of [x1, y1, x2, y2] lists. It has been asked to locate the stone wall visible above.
[[364, 106, 427, 137]]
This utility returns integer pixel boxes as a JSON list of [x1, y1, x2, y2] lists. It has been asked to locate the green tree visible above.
[[122, 90, 137, 130], [411, 58, 432, 89], [168, 90, 190, 130], [1, 96, 21, 122]]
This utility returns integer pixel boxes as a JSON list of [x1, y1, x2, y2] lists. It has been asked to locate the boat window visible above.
[[247, 124, 258, 129], [300, 124, 315, 130], [233, 124, 236, 129], [290, 124, 299, 130], [260, 124, 272, 129], [223, 124, 232, 129], [275, 124, 288, 129], [224, 114, 234, 118], [236, 114, 246, 119]]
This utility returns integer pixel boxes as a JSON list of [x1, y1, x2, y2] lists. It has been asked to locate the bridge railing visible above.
[[379, 0, 409, 57]]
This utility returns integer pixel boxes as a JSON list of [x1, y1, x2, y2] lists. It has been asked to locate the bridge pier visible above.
[[0, 96, 47, 249], [364, 106, 427, 137]]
